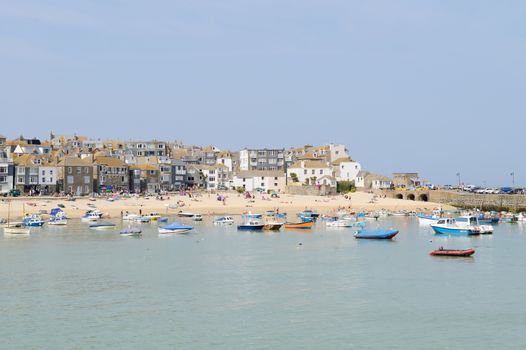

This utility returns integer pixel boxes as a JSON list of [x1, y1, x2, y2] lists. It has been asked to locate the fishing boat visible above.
[[500, 213, 518, 223], [23, 214, 45, 227], [49, 208, 68, 225], [284, 221, 314, 229], [214, 216, 234, 225], [89, 222, 116, 230], [275, 213, 287, 219], [192, 214, 203, 221], [263, 222, 283, 231], [158, 222, 193, 234], [431, 216, 492, 235], [429, 248, 475, 257], [477, 214, 499, 225], [237, 220, 265, 231], [120, 228, 143, 237], [354, 229, 399, 239]]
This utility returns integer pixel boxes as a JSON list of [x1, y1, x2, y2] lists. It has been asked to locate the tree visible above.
[[290, 172, 299, 183]]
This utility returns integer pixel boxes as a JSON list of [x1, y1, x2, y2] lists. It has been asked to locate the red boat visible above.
[[429, 248, 475, 257]]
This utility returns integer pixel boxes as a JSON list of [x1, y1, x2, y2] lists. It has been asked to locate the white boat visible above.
[[431, 216, 493, 235], [89, 222, 116, 230], [120, 228, 142, 237], [3, 223, 30, 235], [326, 219, 354, 228], [517, 213, 526, 222], [178, 211, 195, 218], [122, 213, 141, 221], [81, 212, 100, 222], [49, 217, 68, 225], [214, 216, 234, 225]]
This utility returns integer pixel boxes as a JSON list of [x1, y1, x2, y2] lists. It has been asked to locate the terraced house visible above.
[[0, 150, 14, 195], [13, 155, 43, 194], [58, 157, 94, 196], [93, 156, 129, 193]]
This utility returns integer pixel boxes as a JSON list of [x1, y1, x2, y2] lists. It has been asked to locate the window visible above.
[[68, 167, 72, 174], [42, 177, 46, 183], [17, 176, 24, 183], [84, 167, 89, 174], [274, 183, 278, 186], [84, 176, 90, 184], [42, 170, 45, 176], [67, 176, 74, 184], [312, 169, 315, 175], [304, 170, 307, 175], [17, 167, 25, 175], [261, 177, 264, 180], [261, 183, 264, 187], [274, 177, 278, 180], [0, 175, 6, 183], [320, 170, 323, 175], [76, 167, 81, 174]]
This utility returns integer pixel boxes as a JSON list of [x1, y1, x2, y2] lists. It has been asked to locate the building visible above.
[[13, 155, 42, 194], [94, 156, 129, 193], [0, 151, 14, 194], [332, 157, 362, 183], [129, 164, 160, 193], [232, 170, 286, 193], [197, 164, 230, 190], [5, 138, 51, 157], [286, 160, 333, 185], [38, 160, 59, 195], [125, 140, 168, 157], [239, 148, 285, 171], [355, 171, 392, 190], [0, 134, 6, 147], [58, 157, 94, 196], [185, 165, 206, 188], [171, 160, 187, 190], [392, 173, 421, 189], [315, 175, 337, 188]]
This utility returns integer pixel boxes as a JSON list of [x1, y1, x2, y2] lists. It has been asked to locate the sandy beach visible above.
[[0, 191, 452, 220]]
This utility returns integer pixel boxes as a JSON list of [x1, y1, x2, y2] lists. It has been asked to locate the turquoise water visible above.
[[2, 217, 526, 349]]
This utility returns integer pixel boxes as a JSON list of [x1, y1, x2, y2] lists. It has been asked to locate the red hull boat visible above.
[[429, 248, 475, 257]]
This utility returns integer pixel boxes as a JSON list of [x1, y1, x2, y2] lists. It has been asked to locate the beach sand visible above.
[[0, 191, 452, 220]]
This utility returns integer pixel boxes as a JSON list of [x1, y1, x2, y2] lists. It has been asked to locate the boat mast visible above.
[[7, 199, 10, 225]]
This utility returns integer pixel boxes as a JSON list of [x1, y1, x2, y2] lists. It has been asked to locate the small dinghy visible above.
[[429, 248, 475, 257], [120, 228, 143, 237], [354, 229, 398, 239], [89, 222, 116, 230]]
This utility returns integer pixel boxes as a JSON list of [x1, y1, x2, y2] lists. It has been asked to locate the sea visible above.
[[2, 216, 526, 349]]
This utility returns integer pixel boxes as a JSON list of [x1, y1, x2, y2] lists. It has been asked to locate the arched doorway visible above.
[[395, 193, 403, 199], [407, 193, 415, 201], [419, 194, 429, 202]]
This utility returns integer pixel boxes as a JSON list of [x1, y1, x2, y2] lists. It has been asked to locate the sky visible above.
[[1, 0, 525, 186]]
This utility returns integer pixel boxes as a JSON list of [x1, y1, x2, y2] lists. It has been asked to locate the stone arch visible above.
[[407, 193, 415, 201], [418, 193, 429, 202], [395, 193, 403, 199]]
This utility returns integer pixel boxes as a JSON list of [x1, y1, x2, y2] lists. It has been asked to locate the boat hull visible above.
[[284, 222, 314, 229], [263, 223, 283, 231], [430, 248, 475, 257], [237, 225, 264, 231], [431, 226, 479, 235], [159, 228, 192, 234], [354, 229, 399, 239]]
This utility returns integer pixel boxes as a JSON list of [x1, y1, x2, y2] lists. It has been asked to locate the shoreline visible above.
[[0, 192, 453, 220]]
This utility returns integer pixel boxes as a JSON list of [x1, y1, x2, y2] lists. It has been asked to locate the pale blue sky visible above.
[[1, 1, 524, 186]]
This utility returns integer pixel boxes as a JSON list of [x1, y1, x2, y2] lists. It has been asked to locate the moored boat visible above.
[[89, 222, 116, 230], [178, 211, 196, 218], [120, 228, 142, 237], [429, 248, 475, 257], [23, 214, 45, 227], [192, 214, 203, 221], [263, 222, 283, 231], [3, 223, 30, 235], [158, 222, 193, 234], [284, 221, 314, 229], [214, 216, 234, 225], [354, 229, 398, 239], [237, 220, 265, 231]]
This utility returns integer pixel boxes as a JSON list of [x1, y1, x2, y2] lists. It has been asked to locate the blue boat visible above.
[[297, 210, 319, 221], [354, 229, 399, 239], [23, 214, 45, 227], [237, 221, 264, 231], [430, 217, 492, 235], [158, 222, 193, 234]]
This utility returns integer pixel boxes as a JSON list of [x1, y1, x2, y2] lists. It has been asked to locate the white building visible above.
[[332, 157, 361, 182], [287, 160, 333, 185], [198, 164, 230, 190], [39, 165, 58, 187], [315, 175, 337, 188], [232, 171, 286, 193]]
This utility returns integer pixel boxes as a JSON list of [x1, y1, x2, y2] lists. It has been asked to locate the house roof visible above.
[[94, 156, 127, 167], [331, 157, 354, 165], [129, 164, 158, 171], [357, 170, 369, 177], [13, 154, 37, 166], [58, 157, 93, 167]]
